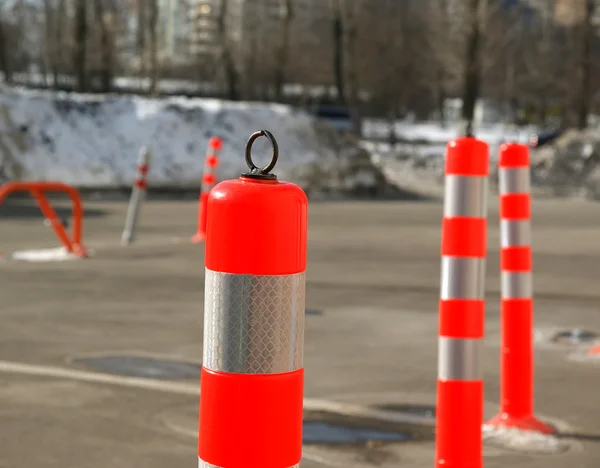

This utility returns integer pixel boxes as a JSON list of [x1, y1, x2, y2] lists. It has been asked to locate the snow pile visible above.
[[0, 86, 389, 196], [361, 122, 538, 200], [482, 425, 569, 454], [363, 119, 535, 145], [532, 128, 600, 200]]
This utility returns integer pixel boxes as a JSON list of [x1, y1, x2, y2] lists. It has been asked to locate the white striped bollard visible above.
[[485, 143, 553, 433], [435, 137, 489, 468], [121, 146, 151, 246]]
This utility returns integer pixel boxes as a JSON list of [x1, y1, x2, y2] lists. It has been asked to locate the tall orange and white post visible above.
[[486, 143, 553, 434], [198, 130, 307, 468], [435, 137, 489, 468], [191, 137, 222, 244]]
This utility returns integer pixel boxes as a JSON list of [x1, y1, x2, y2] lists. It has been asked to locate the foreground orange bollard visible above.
[[198, 130, 307, 468], [435, 137, 488, 468], [486, 144, 553, 434], [191, 137, 222, 244]]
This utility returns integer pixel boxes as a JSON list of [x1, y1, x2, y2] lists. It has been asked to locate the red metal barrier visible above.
[[0, 181, 87, 257]]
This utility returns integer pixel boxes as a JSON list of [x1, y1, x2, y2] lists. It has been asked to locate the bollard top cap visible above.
[[241, 130, 279, 180], [499, 142, 529, 168], [445, 137, 489, 176], [208, 137, 223, 151]]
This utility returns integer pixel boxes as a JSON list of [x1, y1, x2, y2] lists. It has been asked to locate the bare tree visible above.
[[0, 16, 12, 84], [93, 0, 116, 92], [330, 0, 345, 104], [461, 0, 487, 136], [218, 0, 239, 100], [341, 0, 361, 108], [273, 0, 294, 100], [147, 0, 159, 95], [73, 0, 88, 92], [577, 0, 596, 129]]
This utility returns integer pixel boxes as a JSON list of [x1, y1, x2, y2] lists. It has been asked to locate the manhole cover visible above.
[[551, 329, 597, 345], [375, 404, 436, 419], [73, 355, 201, 380], [302, 410, 432, 446], [303, 421, 411, 445]]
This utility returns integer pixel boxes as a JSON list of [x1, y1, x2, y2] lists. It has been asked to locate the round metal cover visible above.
[[551, 329, 597, 345], [73, 355, 201, 380], [303, 421, 411, 445], [306, 308, 324, 316], [376, 404, 436, 419]]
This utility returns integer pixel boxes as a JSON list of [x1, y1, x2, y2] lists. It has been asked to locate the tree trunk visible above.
[[461, 0, 484, 136], [331, 0, 345, 104], [343, 1, 359, 108], [577, 0, 594, 130], [95, 0, 114, 93], [0, 20, 12, 84], [218, 0, 239, 100], [43, 0, 56, 88], [273, 0, 293, 101], [148, 0, 159, 96], [74, 0, 88, 92], [55, 0, 67, 87]]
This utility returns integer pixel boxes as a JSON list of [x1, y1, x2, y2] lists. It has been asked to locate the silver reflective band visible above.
[[440, 257, 485, 300], [198, 458, 300, 468], [438, 337, 482, 381], [500, 167, 530, 194], [501, 220, 531, 247], [203, 269, 305, 374], [444, 175, 488, 218], [501, 271, 532, 298]]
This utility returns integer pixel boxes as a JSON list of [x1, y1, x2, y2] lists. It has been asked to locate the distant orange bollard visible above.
[[191, 137, 222, 244], [198, 130, 307, 468], [435, 137, 489, 468], [0, 181, 87, 257], [486, 144, 553, 434], [588, 344, 600, 355]]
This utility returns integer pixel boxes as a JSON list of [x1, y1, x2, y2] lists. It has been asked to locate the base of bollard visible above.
[[190, 232, 206, 244], [586, 344, 600, 355], [485, 412, 554, 434], [71, 244, 89, 258]]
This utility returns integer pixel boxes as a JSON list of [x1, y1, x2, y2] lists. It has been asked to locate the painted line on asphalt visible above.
[[0, 360, 434, 426], [0, 360, 199, 396]]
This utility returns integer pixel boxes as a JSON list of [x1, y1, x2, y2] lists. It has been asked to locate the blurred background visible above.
[[0, 0, 599, 201]]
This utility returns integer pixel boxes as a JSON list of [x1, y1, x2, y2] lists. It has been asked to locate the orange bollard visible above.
[[486, 143, 553, 434], [588, 344, 600, 355], [0, 181, 87, 257], [191, 137, 222, 244], [435, 137, 489, 468], [198, 130, 307, 468]]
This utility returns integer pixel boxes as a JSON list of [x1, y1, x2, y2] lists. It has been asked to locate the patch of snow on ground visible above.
[[10, 247, 79, 262], [482, 425, 569, 454]]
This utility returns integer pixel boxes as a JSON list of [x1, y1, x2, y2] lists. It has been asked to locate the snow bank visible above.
[[0, 86, 385, 195]]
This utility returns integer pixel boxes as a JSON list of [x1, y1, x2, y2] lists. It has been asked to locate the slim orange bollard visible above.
[[486, 143, 553, 434], [191, 137, 222, 244], [435, 137, 489, 468], [198, 130, 307, 468]]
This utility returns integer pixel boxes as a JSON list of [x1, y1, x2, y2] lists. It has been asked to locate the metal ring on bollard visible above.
[[242, 130, 279, 180]]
